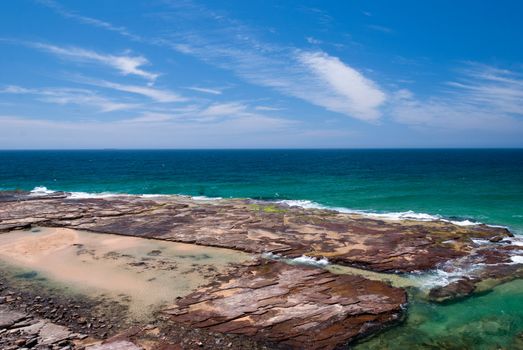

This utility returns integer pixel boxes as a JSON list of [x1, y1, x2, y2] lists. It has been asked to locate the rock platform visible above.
[[0, 191, 521, 348]]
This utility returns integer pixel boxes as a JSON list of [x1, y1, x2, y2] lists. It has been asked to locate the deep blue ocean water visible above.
[[1, 149, 522, 234]]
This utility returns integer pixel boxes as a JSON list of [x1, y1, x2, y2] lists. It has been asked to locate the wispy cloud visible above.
[[35, 0, 141, 41], [119, 113, 174, 124], [0, 112, 297, 149], [199, 102, 247, 117], [30, 42, 158, 81], [187, 86, 223, 95], [78, 78, 185, 103], [367, 24, 393, 33], [297, 51, 386, 120], [40, 1, 386, 122], [0, 85, 136, 112], [305, 37, 322, 45], [390, 64, 523, 132], [164, 35, 386, 121], [255, 105, 283, 111]]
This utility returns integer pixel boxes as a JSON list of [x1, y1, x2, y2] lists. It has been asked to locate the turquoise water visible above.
[[1, 149, 523, 348], [1, 149, 522, 233], [355, 280, 523, 350]]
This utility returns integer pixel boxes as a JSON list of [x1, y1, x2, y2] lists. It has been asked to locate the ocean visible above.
[[1, 149, 522, 234]]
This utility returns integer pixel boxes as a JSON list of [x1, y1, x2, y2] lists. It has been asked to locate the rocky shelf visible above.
[[0, 190, 522, 349]]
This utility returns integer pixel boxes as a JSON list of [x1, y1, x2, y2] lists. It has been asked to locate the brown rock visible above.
[[164, 260, 406, 349], [428, 278, 476, 302], [0, 193, 516, 274]]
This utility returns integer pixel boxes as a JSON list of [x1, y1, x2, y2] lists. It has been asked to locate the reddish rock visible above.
[[164, 260, 407, 349], [0, 193, 516, 274]]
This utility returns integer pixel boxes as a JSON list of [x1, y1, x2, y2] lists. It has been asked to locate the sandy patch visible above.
[[0, 227, 252, 319]]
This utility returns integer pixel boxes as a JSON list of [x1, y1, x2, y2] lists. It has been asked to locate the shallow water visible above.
[[0, 227, 252, 319], [354, 280, 523, 350]]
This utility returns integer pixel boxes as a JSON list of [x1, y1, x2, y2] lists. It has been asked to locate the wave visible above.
[[29, 186, 57, 196], [261, 252, 330, 267], [27, 187, 510, 230], [291, 255, 330, 267], [276, 199, 487, 228], [29, 186, 223, 201]]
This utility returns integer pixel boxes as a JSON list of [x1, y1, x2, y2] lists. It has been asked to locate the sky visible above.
[[1, 0, 523, 149]]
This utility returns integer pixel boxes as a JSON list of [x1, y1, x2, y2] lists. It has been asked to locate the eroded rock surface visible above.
[[0, 191, 521, 348], [164, 260, 407, 349], [0, 305, 88, 349], [0, 192, 516, 274]]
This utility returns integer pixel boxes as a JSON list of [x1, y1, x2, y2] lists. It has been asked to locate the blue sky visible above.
[[1, 0, 523, 148]]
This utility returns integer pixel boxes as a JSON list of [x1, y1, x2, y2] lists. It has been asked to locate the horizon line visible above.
[[1, 147, 523, 151]]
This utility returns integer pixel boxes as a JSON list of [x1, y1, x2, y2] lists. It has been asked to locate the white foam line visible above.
[[27, 187, 516, 233], [291, 255, 330, 267], [29, 186, 225, 201], [29, 186, 57, 196], [276, 199, 504, 229]]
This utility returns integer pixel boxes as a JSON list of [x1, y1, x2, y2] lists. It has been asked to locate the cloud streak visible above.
[[76, 78, 186, 103], [35, 0, 141, 41], [187, 86, 223, 95], [0, 113, 298, 149], [40, 1, 386, 121], [297, 51, 386, 120], [390, 64, 523, 132], [164, 35, 386, 121], [0, 85, 137, 112], [30, 42, 158, 81]]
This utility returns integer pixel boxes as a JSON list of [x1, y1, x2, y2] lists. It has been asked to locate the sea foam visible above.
[[291, 255, 330, 267], [26, 187, 510, 231], [29, 186, 56, 196], [277, 199, 489, 228]]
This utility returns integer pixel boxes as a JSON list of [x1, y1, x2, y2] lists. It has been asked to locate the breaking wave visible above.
[[27, 187, 512, 231], [276, 199, 503, 229]]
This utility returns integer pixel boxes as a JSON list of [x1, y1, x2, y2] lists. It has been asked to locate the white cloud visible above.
[[255, 106, 283, 111], [306, 37, 322, 45], [0, 85, 136, 112], [297, 51, 386, 120], [390, 64, 523, 132], [36, 0, 140, 41], [168, 37, 386, 121], [200, 102, 247, 117], [0, 114, 296, 149], [187, 86, 223, 95], [30, 43, 158, 81], [119, 113, 174, 123], [82, 79, 185, 103], [33, 2, 387, 122]]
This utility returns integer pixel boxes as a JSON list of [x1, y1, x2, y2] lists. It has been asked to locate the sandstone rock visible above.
[[38, 322, 72, 345], [165, 260, 406, 349], [0, 306, 27, 328], [1, 191, 521, 348], [428, 278, 476, 302], [86, 340, 143, 350], [0, 193, 516, 274]]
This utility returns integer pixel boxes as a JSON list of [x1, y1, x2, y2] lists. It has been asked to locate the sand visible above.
[[0, 227, 253, 319]]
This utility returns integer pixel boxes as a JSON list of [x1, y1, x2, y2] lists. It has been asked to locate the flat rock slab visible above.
[[164, 260, 407, 349], [0, 306, 27, 328], [0, 305, 86, 349], [86, 340, 143, 350], [0, 192, 517, 274]]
